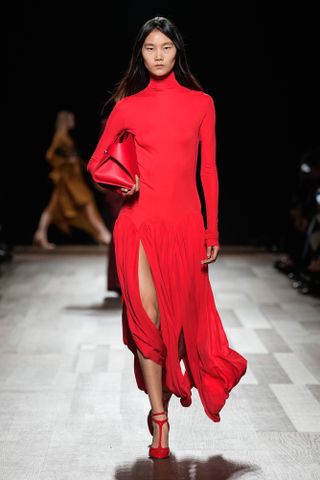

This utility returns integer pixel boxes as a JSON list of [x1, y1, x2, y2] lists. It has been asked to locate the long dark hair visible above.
[[102, 16, 204, 115]]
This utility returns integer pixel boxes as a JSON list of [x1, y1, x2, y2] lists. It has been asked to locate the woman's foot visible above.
[[33, 232, 56, 250], [96, 229, 112, 245]]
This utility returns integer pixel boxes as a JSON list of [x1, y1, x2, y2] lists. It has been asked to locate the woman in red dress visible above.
[[88, 16, 247, 459]]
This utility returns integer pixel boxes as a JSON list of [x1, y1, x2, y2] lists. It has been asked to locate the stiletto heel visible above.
[[148, 411, 170, 459], [147, 393, 171, 435]]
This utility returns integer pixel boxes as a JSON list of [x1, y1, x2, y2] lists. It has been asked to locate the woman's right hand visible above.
[[120, 174, 140, 196]]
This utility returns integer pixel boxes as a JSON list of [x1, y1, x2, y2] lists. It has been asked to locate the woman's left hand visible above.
[[120, 174, 140, 197], [201, 245, 220, 264]]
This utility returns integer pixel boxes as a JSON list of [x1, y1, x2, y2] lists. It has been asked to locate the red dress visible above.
[[88, 70, 247, 422]]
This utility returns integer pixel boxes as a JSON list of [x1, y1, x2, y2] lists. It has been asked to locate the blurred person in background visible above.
[[33, 110, 112, 250], [275, 146, 320, 270], [275, 146, 320, 295]]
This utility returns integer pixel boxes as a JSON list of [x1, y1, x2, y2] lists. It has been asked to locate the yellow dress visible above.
[[46, 132, 103, 239]]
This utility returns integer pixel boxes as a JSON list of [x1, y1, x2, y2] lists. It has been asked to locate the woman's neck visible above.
[[147, 69, 180, 90]]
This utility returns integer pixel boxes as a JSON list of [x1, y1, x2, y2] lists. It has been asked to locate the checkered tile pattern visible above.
[[0, 248, 319, 479]]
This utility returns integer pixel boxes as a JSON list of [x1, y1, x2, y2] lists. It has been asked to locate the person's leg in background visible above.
[[33, 191, 59, 250]]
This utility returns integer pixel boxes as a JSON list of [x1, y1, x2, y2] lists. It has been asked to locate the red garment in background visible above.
[[88, 70, 247, 422], [103, 188, 124, 293]]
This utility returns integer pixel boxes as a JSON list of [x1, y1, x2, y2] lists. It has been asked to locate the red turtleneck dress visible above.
[[88, 70, 247, 422]]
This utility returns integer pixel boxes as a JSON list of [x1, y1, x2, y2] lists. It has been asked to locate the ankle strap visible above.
[[151, 410, 167, 416]]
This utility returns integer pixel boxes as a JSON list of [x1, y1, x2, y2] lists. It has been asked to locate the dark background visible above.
[[5, 2, 320, 246]]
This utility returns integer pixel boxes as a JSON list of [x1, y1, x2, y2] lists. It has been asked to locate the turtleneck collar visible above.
[[147, 69, 181, 91]]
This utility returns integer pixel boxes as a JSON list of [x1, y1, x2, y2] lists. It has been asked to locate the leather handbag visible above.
[[90, 130, 139, 195]]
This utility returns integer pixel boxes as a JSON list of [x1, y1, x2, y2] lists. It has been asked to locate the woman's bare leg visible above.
[[33, 192, 59, 250], [136, 240, 169, 448], [83, 203, 112, 245]]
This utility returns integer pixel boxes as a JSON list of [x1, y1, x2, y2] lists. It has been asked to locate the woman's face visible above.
[[68, 113, 75, 129], [142, 29, 177, 77]]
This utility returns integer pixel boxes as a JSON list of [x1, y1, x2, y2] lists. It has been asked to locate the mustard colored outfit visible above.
[[46, 131, 103, 239]]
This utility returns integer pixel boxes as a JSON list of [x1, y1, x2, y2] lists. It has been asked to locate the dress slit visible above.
[[114, 212, 247, 422], [114, 217, 168, 395], [137, 239, 161, 334]]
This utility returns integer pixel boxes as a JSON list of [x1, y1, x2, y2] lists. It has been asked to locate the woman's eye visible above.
[[144, 46, 172, 51]]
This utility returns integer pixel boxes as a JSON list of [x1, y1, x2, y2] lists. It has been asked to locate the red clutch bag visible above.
[[89, 130, 139, 195]]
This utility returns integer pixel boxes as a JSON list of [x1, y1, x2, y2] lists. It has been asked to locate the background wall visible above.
[[5, 2, 320, 246]]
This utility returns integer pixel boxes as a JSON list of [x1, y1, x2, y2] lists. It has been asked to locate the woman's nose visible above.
[[154, 51, 163, 60]]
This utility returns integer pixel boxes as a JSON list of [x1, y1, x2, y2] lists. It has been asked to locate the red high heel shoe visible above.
[[147, 394, 171, 435], [148, 411, 170, 459]]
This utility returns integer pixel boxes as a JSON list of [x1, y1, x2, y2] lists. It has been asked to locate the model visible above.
[[33, 110, 112, 249], [88, 16, 247, 459]]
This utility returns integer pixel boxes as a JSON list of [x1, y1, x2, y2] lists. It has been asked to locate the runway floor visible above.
[[1, 247, 320, 479]]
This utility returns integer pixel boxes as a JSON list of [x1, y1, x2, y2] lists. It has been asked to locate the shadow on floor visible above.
[[114, 453, 260, 479], [64, 296, 123, 312]]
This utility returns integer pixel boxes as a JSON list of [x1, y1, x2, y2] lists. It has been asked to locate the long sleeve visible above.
[[199, 95, 220, 247], [87, 99, 126, 174]]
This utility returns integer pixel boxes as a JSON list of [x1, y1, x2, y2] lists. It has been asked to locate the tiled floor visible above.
[[0, 248, 319, 479]]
